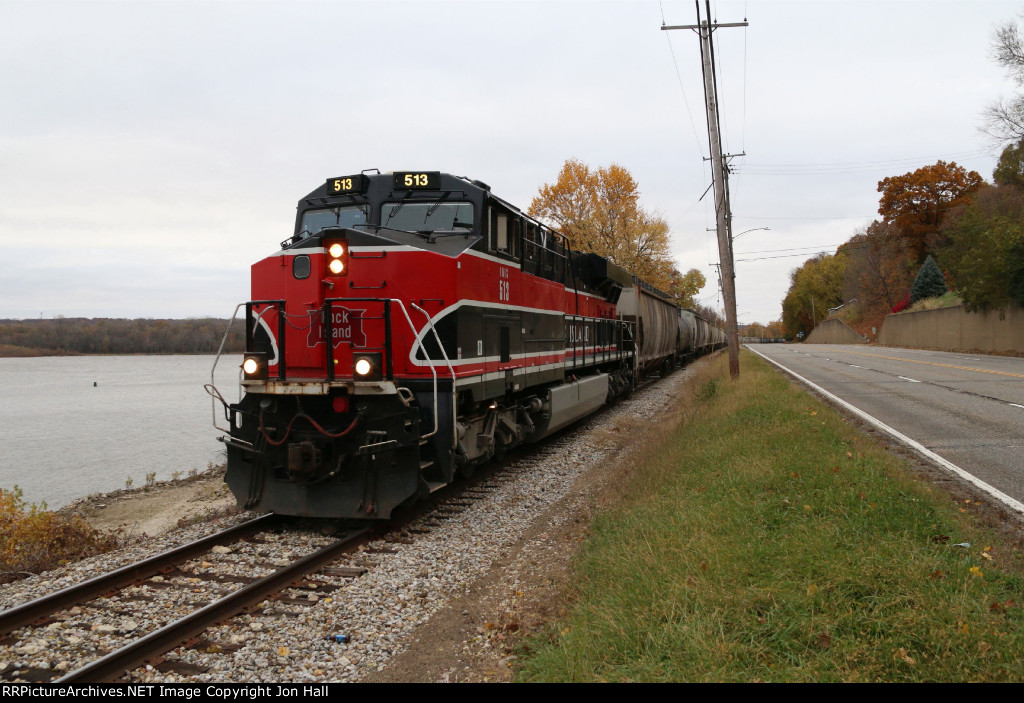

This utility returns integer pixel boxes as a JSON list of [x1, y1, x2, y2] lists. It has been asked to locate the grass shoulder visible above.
[[514, 350, 1024, 682]]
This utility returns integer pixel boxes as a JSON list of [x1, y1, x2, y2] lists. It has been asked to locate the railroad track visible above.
[[0, 459, 517, 684], [0, 515, 380, 683]]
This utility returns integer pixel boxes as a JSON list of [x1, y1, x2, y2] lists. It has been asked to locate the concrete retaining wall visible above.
[[878, 304, 1024, 353], [805, 318, 866, 344]]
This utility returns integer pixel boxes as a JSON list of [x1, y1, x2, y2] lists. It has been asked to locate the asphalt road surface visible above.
[[747, 343, 1024, 512]]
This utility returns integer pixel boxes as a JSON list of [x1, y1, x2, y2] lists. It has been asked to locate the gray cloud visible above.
[[0, 0, 1016, 323]]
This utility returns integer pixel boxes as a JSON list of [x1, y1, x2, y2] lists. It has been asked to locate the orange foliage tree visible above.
[[876, 160, 984, 262], [529, 158, 705, 306], [841, 221, 915, 318]]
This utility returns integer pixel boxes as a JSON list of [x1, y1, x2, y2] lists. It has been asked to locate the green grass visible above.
[[515, 351, 1024, 682], [906, 291, 962, 313]]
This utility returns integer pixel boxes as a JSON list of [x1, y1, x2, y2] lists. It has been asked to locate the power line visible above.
[[734, 215, 874, 221], [660, 1, 707, 160], [737, 196, 989, 223], [735, 244, 845, 255], [741, 149, 990, 168], [736, 150, 993, 176], [736, 250, 834, 262]]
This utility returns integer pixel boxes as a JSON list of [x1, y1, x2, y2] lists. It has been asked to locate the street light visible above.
[[732, 226, 769, 241]]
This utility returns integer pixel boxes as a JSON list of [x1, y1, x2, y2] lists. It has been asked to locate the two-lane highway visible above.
[[748, 344, 1024, 513]]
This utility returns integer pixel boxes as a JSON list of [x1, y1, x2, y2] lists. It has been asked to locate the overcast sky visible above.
[[1, 0, 1020, 325]]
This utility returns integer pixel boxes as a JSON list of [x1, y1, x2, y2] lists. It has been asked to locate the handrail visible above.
[[389, 300, 439, 441], [411, 302, 457, 446], [208, 303, 246, 433]]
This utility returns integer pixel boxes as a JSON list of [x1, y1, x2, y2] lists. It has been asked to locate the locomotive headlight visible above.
[[241, 352, 268, 381], [352, 352, 382, 381], [324, 238, 349, 278]]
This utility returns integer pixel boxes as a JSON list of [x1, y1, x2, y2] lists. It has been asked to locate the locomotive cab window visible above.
[[488, 207, 520, 260], [298, 205, 367, 238], [524, 221, 539, 275], [380, 202, 474, 233], [547, 235, 567, 284]]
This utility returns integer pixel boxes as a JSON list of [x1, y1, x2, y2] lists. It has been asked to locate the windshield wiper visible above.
[[383, 193, 413, 226], [425, 191, 451, 219]]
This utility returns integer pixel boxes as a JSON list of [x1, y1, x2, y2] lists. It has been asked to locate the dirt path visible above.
[[60, 470, 237, 540]]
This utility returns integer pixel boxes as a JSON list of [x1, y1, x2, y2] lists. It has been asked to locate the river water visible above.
[[0, 354, 243, 508]]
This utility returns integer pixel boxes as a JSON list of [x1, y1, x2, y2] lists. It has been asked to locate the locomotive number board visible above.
[[394, 171, 441, 189], [326, 174, 368, 195]]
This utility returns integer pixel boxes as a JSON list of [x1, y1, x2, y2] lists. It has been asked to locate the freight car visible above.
[[209, 171, 722, 519]]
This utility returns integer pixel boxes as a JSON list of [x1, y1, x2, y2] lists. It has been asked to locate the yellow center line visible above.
[[824, 349, 1024, 380]]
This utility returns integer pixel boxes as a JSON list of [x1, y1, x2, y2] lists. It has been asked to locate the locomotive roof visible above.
[[298, 170, 554, 233]]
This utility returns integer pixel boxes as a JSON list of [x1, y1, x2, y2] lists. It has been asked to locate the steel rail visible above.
[[0, 514, 279, 639], [56, 526, 376, 683]]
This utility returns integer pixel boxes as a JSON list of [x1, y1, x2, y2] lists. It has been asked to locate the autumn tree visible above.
[[781, 252, 848, 340], [694, 303, 723, 325], [764, 319, 784, 340], [876, 161, 984, 263], [841, 221, 915, 318], [529, 158, 704, 304], [663, 267, 706, 309]]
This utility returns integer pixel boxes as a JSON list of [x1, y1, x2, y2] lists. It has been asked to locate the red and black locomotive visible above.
[[212, 171, 723, 519]]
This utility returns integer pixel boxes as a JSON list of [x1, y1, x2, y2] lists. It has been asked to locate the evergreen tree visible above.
[[910, 255, 947, 304]]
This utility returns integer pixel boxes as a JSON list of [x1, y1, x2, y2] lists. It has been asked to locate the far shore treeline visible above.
[[0, 317, 245, 357]]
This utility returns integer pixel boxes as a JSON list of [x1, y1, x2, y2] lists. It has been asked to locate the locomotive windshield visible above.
[[381, 202, 474, 233], [299, 205, 368, 238]]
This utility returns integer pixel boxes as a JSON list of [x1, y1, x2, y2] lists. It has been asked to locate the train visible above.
[[209, 171, 725, 519]]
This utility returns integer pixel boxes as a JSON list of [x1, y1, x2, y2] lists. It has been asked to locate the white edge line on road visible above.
[[1011, 403, 1024, 410], [746, 345, 1024, 517], [898, 376, 921, 383]]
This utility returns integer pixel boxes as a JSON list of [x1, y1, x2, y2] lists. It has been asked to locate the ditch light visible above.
[[353, 352, 382, 381], [242, 352, 268, 380]]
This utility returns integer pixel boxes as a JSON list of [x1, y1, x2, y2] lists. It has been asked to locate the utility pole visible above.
[[663, 1, 747, 379]]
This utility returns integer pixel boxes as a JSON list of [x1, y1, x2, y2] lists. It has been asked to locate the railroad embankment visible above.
[[515, 350, 1024, 682]]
